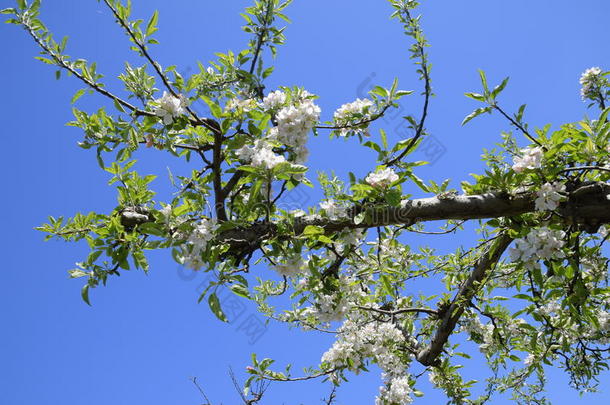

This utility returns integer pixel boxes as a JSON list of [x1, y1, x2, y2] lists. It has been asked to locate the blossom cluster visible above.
[[366, 167, 399, 188], [153, 91, 187, 125], [376, 374, 414, 405], [534, 182, 566, 211], [261, 90, 287, 110], [579, 67, 602, 100], [509, 226, 566, 269], [321, 318, 405, 373], [183, 218, 219, 270], [512, 146, 543, 173], [236, 139, 286, 169], [319, 199, 350, 221], [536, 299, 562, 319], [336, 228, 365, 254], [333, 98, 374, 136], [272, 255, 309, 277], [319, 314, 415, 404], [234, 89, 320, 169], [298, 274, 367, 324], [225, 97, 255, 112], [461, 314, 527, 355], [461, 315, 495, 353], [274, 93, 320, 164]]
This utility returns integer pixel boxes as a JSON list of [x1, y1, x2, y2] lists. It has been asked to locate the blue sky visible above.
[[1, 0, 609, 404]]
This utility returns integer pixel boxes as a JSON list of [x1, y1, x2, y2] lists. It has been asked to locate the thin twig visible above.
[[101, 0, 220, 134], [190, 377, 213, 405], [493, 103, 543, 147]]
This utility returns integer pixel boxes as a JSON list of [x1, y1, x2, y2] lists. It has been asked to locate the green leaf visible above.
[[113, 98, 126, 113], [385, 189, 402, 206], [461, 106, 492, 126], [81, 284, 91, 306], [71, 88, 86, 104], [464, 92, 485, 102], [380, 129, 388, 149], [302, 225, 324, 236], [68, 269, 89, 279], [515, 104, 527, 123], [596, 107, 610, 132], [208, 292, 228, 322], [0, 8, 16, 14], [146, 10, 159, 36], [230, 284, 250, 299], [407, 172, 429, 192], [138, 222, 165, 237], [201, 95, 223, 118], [379, 274, 395, 298], [478, 69, 489, 93], [491, 77, 509, 99]]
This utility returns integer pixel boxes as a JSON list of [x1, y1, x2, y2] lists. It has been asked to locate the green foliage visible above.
[[4, 0, 610, 403]]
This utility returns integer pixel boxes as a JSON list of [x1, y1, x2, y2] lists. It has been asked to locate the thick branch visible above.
[[218, 185, 610, 254], [415, 233, 513, 366]]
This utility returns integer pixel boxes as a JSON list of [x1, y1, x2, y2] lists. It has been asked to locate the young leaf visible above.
[[208, 292, 228, 322], [71, 88, 86, 104], [146, 10, 159, 37], [491, 77, 510, 99], [462, 106, 492, 126], [81, 284, 91, 306], [478, 69, 489, 93]]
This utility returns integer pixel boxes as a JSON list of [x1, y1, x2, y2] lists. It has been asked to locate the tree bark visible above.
[[218, 183, 610, 251], [415, 233, 513, 366]]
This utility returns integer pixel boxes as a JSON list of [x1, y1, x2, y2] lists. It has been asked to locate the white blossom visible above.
[[272, 255, 308, 277], [226, 97, 255, 112], [537, 299, 562, 318], [159, 204, 172, 222], [275, 97, 320, 165], [289, 209, 306, 218], [153, 91, 186, 125], [261, 90, 287, 110], [512, 146, 543, 173], [336, 228, 365, 254], [235, 139, 286, 169], [321, 318, 404, 372], [301, 275, 367, 324], [319, 199, 349, 220], [183, 218, 219, 270], [580, 67, 602, 100], [333, 98, 374, 136], [535, 182, 566, 211], [376, 374, 413, 405], [509, 226, 566, 269], [366, 168, 399, 188]]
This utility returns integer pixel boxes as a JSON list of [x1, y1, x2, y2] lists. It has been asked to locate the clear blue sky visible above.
[[1, 1, 609, 404]]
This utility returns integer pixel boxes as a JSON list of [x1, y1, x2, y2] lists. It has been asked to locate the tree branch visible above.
[[101, 0, 221, 134], [415, 232, 513, 366], [22, 19, 150, 117], [385, 7, 431, 167], [217, 185, 610, 255]]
